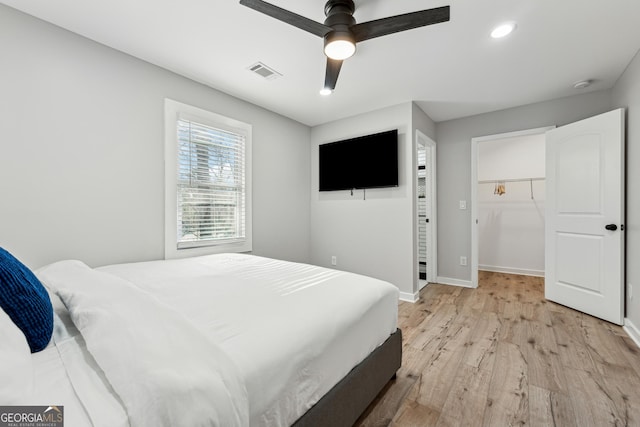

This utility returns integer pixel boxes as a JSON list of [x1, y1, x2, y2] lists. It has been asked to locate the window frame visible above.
[[164, 98, 252, 259]]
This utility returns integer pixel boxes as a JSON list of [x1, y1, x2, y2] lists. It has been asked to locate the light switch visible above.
[[459, 200, 467, 210]]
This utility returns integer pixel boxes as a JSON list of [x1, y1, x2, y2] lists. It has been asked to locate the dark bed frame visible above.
[[292, 328, 402, 427]]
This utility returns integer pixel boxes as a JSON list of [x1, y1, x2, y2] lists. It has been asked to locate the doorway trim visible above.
[[416, 130, 437, 293], [470, 126, 554, 288]]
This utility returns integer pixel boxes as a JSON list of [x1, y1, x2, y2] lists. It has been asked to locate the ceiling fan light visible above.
[[324, 33, 356, 60]]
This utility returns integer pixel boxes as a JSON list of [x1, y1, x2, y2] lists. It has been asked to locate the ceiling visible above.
[[3, 0, 640, 126]]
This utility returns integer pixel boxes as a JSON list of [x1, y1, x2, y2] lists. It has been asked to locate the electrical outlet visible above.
[[460, 256, 467, 266], [331, 256, 337, 266]]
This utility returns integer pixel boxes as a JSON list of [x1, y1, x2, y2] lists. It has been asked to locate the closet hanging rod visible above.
[[477, 177, 545, 184]]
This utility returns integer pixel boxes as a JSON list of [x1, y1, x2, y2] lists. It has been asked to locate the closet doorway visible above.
[[416, 131, 437, 291], [470, 127, 553, 287]]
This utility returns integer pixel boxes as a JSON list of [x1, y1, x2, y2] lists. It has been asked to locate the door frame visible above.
[[416, 130, 437, 291], [470, 126, 554, 287]]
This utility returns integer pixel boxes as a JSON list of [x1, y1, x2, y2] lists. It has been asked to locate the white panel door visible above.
[[545, 109, 625, 325]]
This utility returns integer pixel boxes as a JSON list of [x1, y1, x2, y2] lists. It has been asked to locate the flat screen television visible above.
[[319, 129, 398, 191]]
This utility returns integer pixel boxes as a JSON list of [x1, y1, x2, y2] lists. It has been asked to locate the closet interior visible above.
[[477, 133, 546, 277]]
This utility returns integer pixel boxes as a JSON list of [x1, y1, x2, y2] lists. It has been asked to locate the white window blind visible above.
[[176, 117, 246, 249]]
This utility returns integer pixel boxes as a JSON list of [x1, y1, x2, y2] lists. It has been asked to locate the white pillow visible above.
[[0, 307, 34, 404]]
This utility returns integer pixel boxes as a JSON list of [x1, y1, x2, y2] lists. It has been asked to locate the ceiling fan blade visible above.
[[324, 58, 343, 91], [240, 0, 332, 38], [352, 5, 450, 43]]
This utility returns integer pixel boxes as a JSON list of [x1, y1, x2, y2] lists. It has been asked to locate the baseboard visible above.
[[436, 276, 474, 288], [399, 291, 419, 303], [623, 318, 640, 350], [479, 265, 544, 277]]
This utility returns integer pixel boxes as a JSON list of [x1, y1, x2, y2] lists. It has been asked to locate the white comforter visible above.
[[38, 253, 399, 427], [38, 260, 249, 427]]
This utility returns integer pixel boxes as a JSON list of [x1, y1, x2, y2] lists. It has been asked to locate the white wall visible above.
[[612, 48, 640, 341], [478, 180, 545, 276], [310, 103, 435, 300], [412, 103, 437, 142], [435, 90, 613, 284], [478, 134, 546, 181], [0, 5, 311, 269]]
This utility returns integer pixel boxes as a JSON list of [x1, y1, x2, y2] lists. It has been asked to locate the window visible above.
[[165, 99, 251, 258]]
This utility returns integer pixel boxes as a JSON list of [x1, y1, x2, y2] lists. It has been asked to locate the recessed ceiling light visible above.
[[491, 22, 516, 39], [319, 88, 332, 96]]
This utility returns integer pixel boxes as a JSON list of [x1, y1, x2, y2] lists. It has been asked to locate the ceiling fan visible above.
[[239, 0, 450, 92]]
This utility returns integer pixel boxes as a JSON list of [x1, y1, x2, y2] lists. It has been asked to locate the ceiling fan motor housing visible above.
[[323, 0, 356, 50], [324, 0, 355, 19]]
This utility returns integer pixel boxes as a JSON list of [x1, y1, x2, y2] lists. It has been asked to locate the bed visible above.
[[0, 250, 401, 427]]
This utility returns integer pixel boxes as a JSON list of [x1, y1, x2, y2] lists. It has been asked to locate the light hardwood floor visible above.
[[356, 271, 640, 426]]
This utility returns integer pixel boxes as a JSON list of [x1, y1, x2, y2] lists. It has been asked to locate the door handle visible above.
[[605, 224, 618, 231]]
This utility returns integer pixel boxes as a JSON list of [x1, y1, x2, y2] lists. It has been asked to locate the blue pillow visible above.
[[0, 247, 53, 352]]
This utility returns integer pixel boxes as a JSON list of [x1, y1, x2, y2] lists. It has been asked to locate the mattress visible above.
[[32, 253, 398, 426]]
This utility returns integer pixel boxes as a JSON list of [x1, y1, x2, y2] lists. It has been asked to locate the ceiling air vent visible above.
[[247, 62, 282, 80]]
